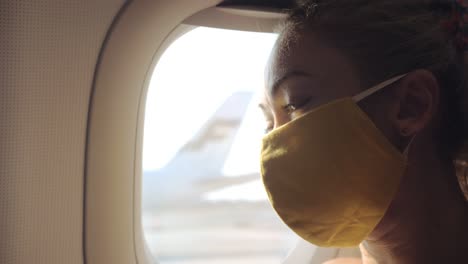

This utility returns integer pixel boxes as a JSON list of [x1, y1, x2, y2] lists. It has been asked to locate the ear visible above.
[[389, 69, 440, 138]]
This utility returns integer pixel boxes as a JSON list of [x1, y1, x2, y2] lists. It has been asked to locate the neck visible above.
[[363, 137, 468, 264]]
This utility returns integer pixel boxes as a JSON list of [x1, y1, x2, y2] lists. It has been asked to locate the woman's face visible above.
[[260, 31, 363, 131]]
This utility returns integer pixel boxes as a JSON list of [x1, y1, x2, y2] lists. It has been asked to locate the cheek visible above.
[[271, 110, 292, 129]]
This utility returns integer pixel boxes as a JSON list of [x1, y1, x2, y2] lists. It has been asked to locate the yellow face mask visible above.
[[260, 74, 408, 247]]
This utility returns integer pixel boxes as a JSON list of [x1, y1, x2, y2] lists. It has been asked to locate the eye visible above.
[[283, 97, 312, 115], [283, 104, 297, 114]]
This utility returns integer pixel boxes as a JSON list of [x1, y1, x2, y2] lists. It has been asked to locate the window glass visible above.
[[142, 26, 298, 264]]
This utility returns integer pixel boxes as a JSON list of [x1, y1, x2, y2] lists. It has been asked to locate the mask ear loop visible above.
[[352, 74, 408, 102], [352, 73, 414, 158], [403, 135, 416, 160]]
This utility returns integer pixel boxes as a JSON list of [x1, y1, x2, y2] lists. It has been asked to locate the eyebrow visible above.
[[269, 70, 314, 96]]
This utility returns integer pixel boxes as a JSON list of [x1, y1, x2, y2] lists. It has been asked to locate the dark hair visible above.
[[277, 0, 468, 160]]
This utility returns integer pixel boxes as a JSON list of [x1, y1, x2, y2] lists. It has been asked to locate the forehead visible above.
[[265, 30, 362, 98]]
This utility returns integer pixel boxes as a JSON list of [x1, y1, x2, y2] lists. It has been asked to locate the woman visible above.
[[259, 0, 468, 263]]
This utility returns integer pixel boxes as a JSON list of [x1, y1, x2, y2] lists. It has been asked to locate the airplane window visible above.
[[142, 27, 298, 264]]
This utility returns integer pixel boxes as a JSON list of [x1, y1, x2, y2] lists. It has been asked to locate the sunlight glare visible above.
[[143, 27, 277, 171]]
